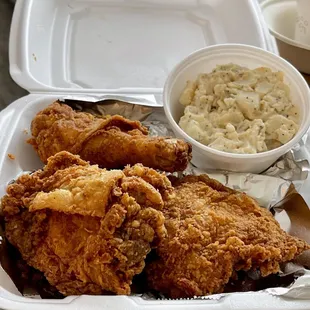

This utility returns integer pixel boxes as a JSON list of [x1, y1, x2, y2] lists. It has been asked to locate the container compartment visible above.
[[11, 0, 266, 93]]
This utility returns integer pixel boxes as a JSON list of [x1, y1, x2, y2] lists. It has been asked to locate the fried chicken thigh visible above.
[[28, 102, 192, 172], [146, 175, 310, 298], [1, 152, 173, 296]]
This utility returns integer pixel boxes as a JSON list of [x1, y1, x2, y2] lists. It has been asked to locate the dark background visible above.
[[0, 0, 27, 111]]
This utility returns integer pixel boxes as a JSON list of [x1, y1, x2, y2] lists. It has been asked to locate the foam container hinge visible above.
[[1, 0, 309, 309]]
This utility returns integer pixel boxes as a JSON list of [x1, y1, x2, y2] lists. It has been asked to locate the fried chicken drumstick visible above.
[[146, 175, 310, 298], [1, 152, 173, 296], [28, 102, 192, 172]]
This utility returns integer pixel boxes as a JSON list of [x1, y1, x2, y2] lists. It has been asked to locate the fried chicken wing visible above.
[[146, 175, 310, 298], [28, 102, 192, 172], [1, 151, 173, 296]]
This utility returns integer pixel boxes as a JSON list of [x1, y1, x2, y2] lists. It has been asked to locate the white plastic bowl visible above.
[[163, 44, 310, 173], [261, 0, 310, 75]]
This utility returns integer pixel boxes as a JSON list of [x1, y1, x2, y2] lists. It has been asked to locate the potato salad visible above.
[[179, 64, 299, 154]]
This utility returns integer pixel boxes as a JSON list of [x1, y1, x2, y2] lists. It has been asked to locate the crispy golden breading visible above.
[[1, 152, 173, 296], [146, 175, 310, 298], [28, 102, 192, 172]]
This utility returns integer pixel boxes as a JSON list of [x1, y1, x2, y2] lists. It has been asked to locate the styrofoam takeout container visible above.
[[163, 44, 310, 173], [294, 0, 310, 46], [261, 0, 310, 74], [0, 0, 309, 309]]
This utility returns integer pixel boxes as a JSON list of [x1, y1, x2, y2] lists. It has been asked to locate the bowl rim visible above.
[[163, 43, 310, 160], [261, 0, 310, 51]]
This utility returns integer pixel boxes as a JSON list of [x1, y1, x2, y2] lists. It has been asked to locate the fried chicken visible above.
[[28, 102, 192, 172], [1, 151, 173, 296], [146, 175, 310, 298]]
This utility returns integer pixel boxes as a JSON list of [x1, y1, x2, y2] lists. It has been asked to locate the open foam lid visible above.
[[9, 0, 269, 96]]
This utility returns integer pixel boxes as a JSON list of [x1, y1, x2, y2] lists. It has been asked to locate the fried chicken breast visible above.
[[28, 102, 192, 172], [146, 175, 310, 298], [1, 152, 173, 296]]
